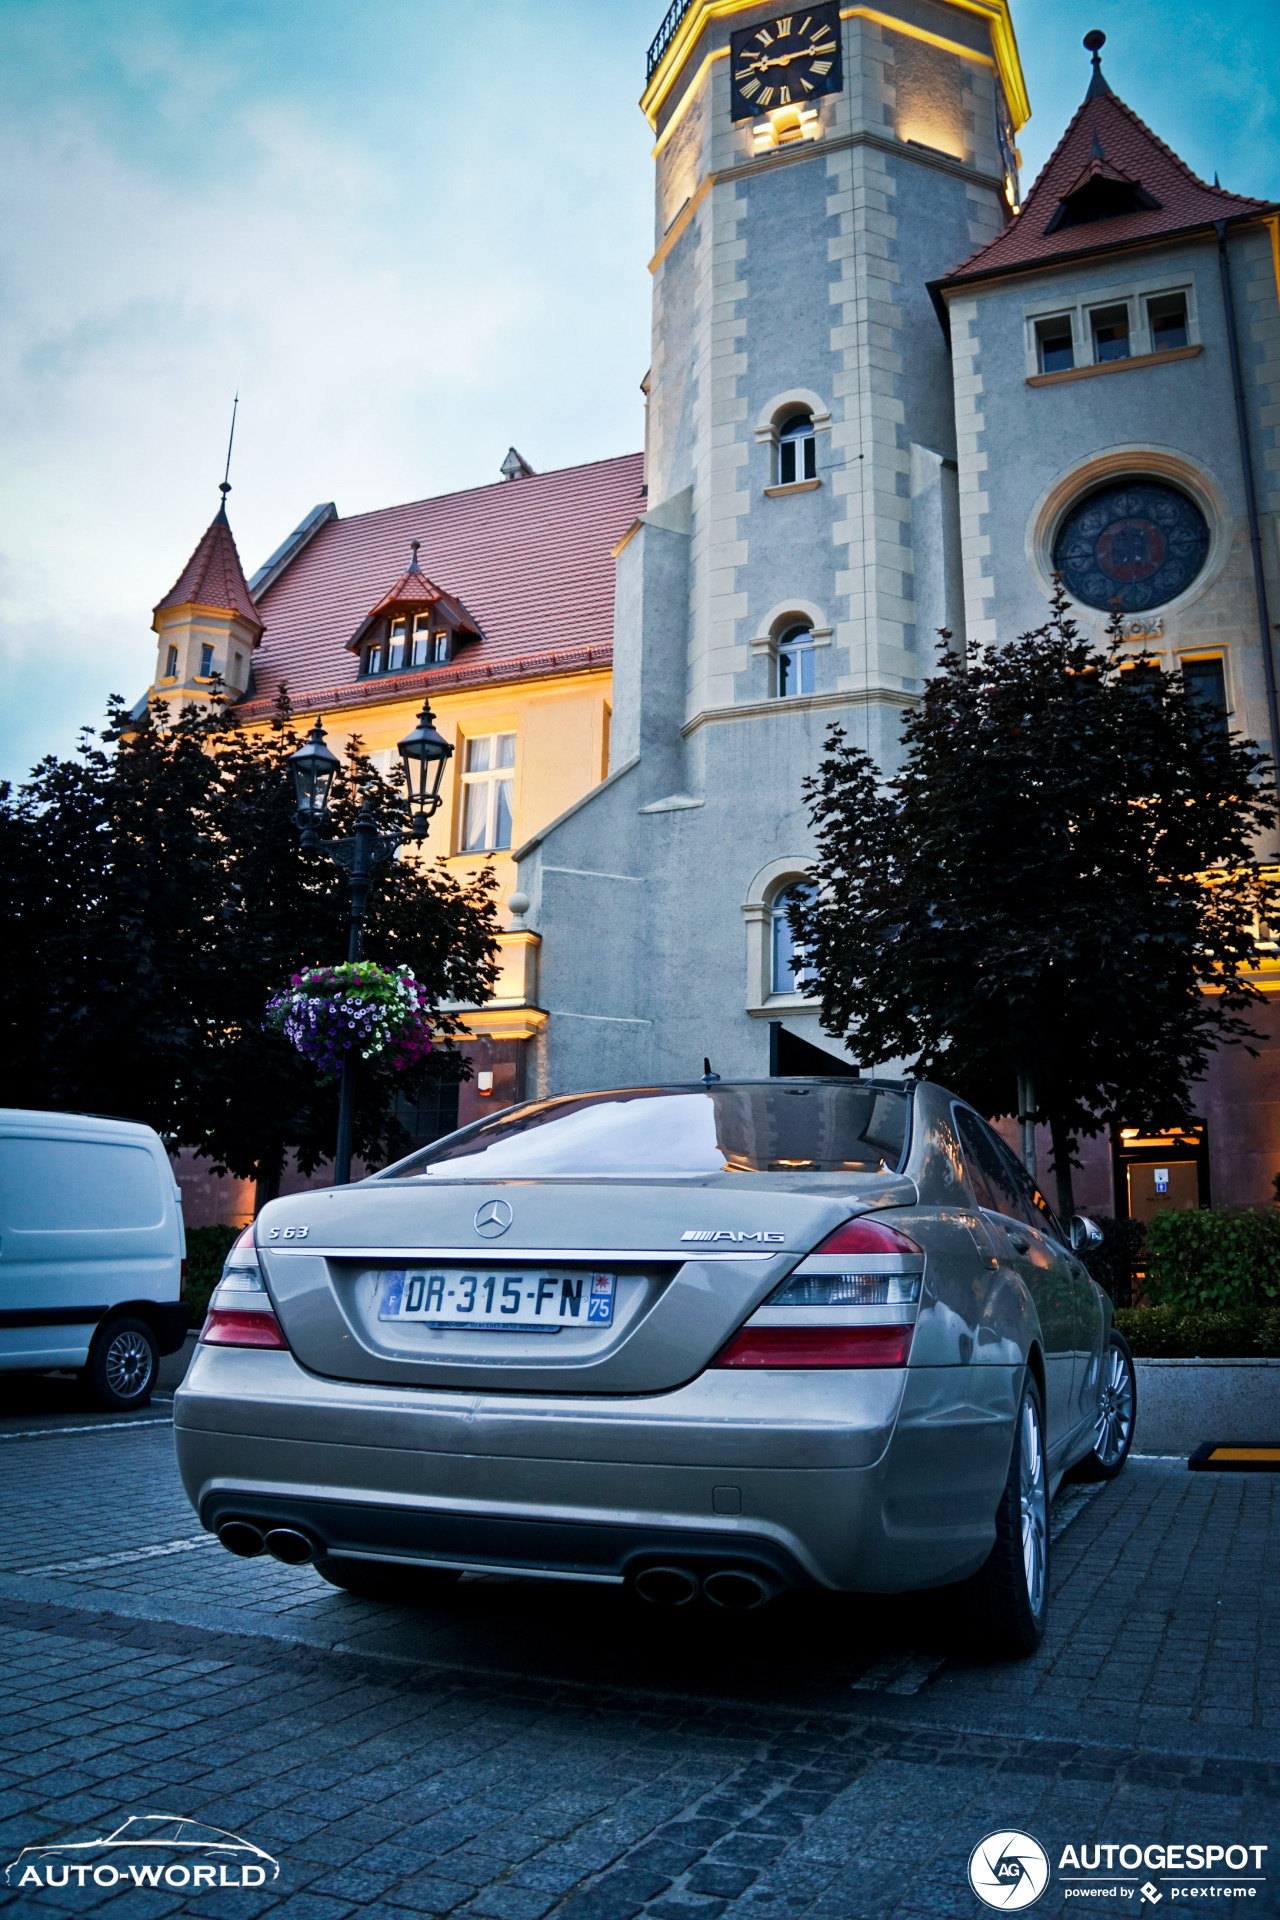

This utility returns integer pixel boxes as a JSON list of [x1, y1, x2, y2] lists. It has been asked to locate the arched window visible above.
[[777, 622, 815, 698], [771, 882, 815, 993], [778, 412, 817, 486]]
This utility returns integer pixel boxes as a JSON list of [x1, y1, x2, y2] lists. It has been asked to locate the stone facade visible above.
[[514, 0, 1280, 1210]]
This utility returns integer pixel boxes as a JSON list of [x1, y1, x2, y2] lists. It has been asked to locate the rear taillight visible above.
[[201, 1236, 287, 1347], [811, 1218, 923, 1257], [713, 1325, 913, 1369], [200, 1307, 289, 1350]]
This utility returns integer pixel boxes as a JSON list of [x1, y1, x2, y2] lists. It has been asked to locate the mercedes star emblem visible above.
[[474, 1199, 513, 1238]]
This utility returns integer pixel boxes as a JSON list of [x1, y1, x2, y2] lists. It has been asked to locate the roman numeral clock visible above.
[[729, 7, 844, 120]]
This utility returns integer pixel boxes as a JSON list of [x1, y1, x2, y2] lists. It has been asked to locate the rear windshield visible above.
[[379, 1083, 911, 1180]]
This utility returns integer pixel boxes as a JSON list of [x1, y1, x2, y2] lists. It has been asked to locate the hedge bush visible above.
[[1142, 1206, 1280, 1313], [1079, 1216, 1146, 1308], [1115, 1302, 1280, 1359], [184, 1223, 241, 1322]]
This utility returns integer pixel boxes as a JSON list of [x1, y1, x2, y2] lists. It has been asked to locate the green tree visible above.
[[0, 693, 500, 1204], [795, 590, 1277, 1218]]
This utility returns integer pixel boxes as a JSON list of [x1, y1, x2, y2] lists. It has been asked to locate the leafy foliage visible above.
[[796, 588, 1276, 1216], [0, 694, 500, 1195], [184, 1224, 241, 1321], [1142, 1205, 1280, 1312], [1114, 1301, 1280, 1358]]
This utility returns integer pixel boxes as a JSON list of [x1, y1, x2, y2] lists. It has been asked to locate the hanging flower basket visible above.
[[265, 962, 432, 1079]]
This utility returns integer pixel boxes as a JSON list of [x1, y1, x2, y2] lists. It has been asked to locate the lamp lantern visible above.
[[287, 715, 341, 852], [398, 699, 453, 840]]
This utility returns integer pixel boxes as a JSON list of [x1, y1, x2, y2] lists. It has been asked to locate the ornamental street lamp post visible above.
[[286, 703, 453, 1185]]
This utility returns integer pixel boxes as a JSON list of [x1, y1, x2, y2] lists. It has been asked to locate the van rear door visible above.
[[0, 1130, 174, 1370]]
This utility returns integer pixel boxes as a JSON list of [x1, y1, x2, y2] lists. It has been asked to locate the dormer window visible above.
[[411, 614, 449, 667], [349, 541, 480, 681], [778, 413, 817, 485]]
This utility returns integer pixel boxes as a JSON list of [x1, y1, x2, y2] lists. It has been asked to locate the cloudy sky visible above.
[[2, 0, 1277, 784]]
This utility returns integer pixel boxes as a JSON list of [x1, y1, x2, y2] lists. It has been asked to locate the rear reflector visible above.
[[200, 1308, 289, 1350], [713, 1325, 913, 1368], [813, 1218, 923, 1257]]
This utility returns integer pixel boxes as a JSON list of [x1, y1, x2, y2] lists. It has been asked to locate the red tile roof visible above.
[[236, 454, 645, 720], [937, 77, 1273, 294], [154, 497, 264, 638]]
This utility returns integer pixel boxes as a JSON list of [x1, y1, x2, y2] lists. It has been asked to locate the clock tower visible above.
[[514, 0, 1029, 1092]]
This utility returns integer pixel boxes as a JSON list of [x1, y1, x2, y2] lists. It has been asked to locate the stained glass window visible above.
[[1054, 481, 1209, 613]]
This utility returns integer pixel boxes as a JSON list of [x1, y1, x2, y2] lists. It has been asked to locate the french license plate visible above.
[[378, 1267, 616, 1331]]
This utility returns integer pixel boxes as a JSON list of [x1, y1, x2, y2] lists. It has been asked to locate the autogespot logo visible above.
[[968, 1831, 1051, 1910], [474, 1198, 513, 1238], [5, 1816, 279, 1892]]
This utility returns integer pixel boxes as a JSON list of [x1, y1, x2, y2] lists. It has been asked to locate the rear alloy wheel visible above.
[[964, 1372, 1049, 1658], [314, 1556, 462, 1603], [85, 1316, 158, 1411], [1073, 1330, 1136, 1482]]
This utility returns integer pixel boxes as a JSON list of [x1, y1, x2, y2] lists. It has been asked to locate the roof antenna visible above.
[[701, 1057, 721, 1084], [1083, 29, 1112, 100], [219, 392, 238, 513]]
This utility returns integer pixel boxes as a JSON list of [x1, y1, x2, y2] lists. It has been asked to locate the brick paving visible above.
[[0, 1411, 1277, 1917]]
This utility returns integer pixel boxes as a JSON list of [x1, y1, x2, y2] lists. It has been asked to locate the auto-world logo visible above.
[[5, 1815, 279, 1891], [968, 1831, 1051, 1910]]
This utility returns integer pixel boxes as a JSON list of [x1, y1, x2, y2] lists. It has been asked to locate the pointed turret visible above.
[[150, 486, 264, 708], [935, 30, 1273, 295]]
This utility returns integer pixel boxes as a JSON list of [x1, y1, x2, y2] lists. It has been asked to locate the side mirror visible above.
[[1069, 1214, 1104, 1251]]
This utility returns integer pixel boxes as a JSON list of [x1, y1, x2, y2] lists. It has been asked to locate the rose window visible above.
[[1053, 480, 1210, 613]]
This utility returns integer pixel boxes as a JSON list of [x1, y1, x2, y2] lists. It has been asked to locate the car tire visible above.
[[1072, 1330, 1136, 1482], [313, 1556, 462, 1603], [964, 1371, 1049, 1659], [85, 1316, 158, 1411]]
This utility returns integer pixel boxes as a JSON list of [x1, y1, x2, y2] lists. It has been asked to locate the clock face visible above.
[[729, 6, 843, 123]]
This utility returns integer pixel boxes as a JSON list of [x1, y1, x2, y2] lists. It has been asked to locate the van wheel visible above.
[[314, 1556, 462, 1603], [86, 1317, 158, 1410], [963, 1371, 1049, 1659]]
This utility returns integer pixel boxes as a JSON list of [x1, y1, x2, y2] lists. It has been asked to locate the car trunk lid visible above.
[[256, 1174, 914, 1394]]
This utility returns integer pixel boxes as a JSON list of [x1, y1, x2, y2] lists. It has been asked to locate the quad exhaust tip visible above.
[[217, 1521, 265, 1559], [216, 1521, 315, 1566], [632, 1564, 778, 1609], [633, 1565, 700, 1607], [702, 1568, 776, 1611]]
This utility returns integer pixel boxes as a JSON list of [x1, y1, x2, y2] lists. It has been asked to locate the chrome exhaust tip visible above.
[[262, 1527, 315, 1566], [702, 1568, 776, 1611], [217, 1521, 265, 1559], [633, 1564, 701, 1606]]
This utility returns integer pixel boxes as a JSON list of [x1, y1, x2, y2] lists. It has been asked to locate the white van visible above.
[[0, 1110, 187, 1409]]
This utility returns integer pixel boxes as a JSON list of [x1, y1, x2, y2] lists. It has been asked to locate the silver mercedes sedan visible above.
[[174, 1078, 1135, 1657]]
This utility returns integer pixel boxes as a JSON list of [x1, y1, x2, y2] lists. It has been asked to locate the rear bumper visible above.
[[174, 1342, 1017, 1593], [200, 1487, 816, 1589]]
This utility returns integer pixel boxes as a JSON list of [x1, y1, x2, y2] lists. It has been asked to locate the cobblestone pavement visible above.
[[0, 1404, 1277, 1918]]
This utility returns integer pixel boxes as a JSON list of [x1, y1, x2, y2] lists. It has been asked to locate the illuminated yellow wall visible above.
[[263, 667, 612, 927]]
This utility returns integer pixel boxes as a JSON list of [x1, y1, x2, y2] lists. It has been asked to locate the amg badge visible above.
[[681, 1229, 785, 1244]]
